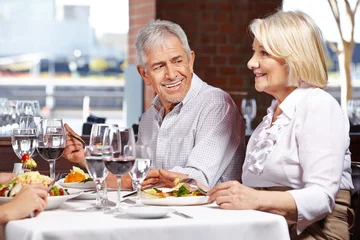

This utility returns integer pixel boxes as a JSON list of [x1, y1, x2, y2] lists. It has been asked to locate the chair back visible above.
[[351, 162, 360, 239]]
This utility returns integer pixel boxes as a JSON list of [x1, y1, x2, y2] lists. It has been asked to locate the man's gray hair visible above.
[[135, 19, 191, 68]]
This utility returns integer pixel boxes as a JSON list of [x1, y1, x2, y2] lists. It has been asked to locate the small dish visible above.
[[124, 207, 174, 219]]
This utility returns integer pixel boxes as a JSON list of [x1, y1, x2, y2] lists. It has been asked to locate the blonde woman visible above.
[[208, 10, 353, 240]]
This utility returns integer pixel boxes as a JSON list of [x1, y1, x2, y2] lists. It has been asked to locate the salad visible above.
[[0, 171, 67, 197], [143, 178, 205, 198]]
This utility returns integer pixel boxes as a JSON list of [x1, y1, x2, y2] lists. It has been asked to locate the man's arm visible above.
[[171, 93, 245, 187]]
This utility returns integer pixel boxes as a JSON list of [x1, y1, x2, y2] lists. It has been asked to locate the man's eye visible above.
[[176, 59, 182, 63], [153, 65, 163, 71]]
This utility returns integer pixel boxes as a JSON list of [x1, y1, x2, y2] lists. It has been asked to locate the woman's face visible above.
[[247, 39, 289, 97]]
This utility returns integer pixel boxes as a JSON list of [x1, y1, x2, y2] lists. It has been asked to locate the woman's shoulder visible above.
[[302, 87, 340, 107]]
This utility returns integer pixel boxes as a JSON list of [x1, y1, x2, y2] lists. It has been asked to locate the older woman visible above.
[[208, 10, 353, 240]]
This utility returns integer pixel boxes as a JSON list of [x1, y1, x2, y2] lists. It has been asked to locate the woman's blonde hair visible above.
[[248, 10, 328, 88]]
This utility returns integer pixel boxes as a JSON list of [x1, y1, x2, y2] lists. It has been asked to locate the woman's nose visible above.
[[247, 55, 259, 70]]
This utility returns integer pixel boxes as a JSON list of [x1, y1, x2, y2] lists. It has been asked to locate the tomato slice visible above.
[[0, 186, 9, 196]]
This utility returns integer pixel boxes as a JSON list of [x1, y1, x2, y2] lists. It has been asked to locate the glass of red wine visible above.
[[37, 119, 66, 179], [103, 126, 136, 213]]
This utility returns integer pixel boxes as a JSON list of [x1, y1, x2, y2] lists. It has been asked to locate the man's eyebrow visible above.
[[171, 55, 182, 61], [151, 61, 165, 68]]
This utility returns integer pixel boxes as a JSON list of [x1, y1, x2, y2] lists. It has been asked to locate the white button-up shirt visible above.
[[242, 85, 353, 234], [137, 73, 245, 187]]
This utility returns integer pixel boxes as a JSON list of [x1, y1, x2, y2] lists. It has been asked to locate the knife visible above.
[[122, 183, 165, 198]]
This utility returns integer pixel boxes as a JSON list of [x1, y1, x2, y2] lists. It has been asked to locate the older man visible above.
[[63, 19, 245, 189]]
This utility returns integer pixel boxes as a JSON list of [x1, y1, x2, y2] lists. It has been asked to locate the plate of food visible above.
[[139, 179, 209, 206], [58, 166, 96, 189], [124, 207, 174, 219], [0, 171, 82, 210]]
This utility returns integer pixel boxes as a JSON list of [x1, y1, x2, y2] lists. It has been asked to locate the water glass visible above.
[[129, 145, 152, 206], [84, 145, 111, 211], [11, 128, 37, 171]]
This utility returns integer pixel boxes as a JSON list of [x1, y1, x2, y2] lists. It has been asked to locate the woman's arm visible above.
[[207, 181, 298, 223]]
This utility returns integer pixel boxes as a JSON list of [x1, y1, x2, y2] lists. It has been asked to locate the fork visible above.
[[180, 178, 208, 195]]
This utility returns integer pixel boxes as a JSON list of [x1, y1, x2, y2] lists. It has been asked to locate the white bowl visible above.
[[57, 178, 96, 190]]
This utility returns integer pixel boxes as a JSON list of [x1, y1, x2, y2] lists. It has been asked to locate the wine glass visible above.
[[103, 127, 136, 213], [129, 145, 152, 207], [11, 128, 37, 171], [89, 123, 118, 207], [37, 119, 66, 179], [241, 98, 257, 135], [84, 145, 111, 211]]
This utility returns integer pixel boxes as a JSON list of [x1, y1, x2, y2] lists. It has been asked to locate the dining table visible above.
[[1, 190, 290, 240]]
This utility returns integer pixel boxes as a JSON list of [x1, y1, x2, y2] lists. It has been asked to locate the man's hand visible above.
[[142, 169, 188, 188], [62, 124, 85, 167]]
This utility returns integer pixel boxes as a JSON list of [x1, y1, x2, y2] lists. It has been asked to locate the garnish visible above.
[[174, 185, 190, 197], [21, 154, 37, 169], [64, 166, 91, 183]]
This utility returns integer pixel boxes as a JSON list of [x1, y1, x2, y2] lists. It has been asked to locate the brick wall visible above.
[[129, 0, 283, 126]]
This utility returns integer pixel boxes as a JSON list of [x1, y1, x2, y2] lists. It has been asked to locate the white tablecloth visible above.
[[3, 192, 290, 240]]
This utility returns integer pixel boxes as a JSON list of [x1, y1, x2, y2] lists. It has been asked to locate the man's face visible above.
[[137, 36, 195, 108]]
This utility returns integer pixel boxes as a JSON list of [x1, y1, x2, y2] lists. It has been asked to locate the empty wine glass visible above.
[[241, 98, 257, 135], [37, 119, 66, 179], [129, 145, 152, 207], [103, 127, 136, 213], [11, 128, 37, 172], [84, 145, 111, 211]]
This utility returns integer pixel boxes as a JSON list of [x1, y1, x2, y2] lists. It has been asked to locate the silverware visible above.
[[47, 174, 60, 193], [122, 183, 165, 198], [68, 133, 86, 146], [172, 210, 193, 219], [180, 178, 208, 195]]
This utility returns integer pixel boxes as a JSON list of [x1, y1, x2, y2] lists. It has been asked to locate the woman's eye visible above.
[[261, 50, 269, 56]]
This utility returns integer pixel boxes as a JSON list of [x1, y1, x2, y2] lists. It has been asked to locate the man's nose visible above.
[[165, 65, 178, 79]]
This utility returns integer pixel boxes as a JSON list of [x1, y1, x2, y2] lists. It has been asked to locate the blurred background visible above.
[[0, 0, 359, 135]]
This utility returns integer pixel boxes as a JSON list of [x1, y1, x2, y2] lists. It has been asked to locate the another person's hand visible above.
[[141, 169, 188, 188], [106, 173, 133, 189], [2, 184, 48, 222], [62, 124, 84, 166], [142, 169, 160, 187], [207, 181, 260, 210], [0, 172, 15, 184]]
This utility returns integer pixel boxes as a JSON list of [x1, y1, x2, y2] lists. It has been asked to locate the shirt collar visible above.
[[150, 73, 203, 112], [279, 83, 311, 119]]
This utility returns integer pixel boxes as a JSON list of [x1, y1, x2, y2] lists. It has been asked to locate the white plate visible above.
[[140, 195, 209, 206], [73, 192, 97, 200], [0, 189, 82, 210], [58, 178, 96, 190], [125, 207, 174, 219]]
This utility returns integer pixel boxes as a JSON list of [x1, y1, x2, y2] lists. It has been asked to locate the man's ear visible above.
[[137, 65, 151, 86], [189, 51, 195, 73]]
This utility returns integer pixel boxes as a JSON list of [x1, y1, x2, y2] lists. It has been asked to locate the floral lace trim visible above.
[[246, 110, 291, 175]]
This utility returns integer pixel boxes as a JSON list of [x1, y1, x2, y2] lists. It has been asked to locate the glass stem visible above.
[[95, 180, 102, 208], [136, 182, 142, 206], [103, 180, 108, 201], [116, 176, 122, 210], [49, 160, 56, 179]]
